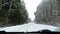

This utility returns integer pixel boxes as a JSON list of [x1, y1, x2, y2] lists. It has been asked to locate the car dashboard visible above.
[[0, 30, 60, 34]]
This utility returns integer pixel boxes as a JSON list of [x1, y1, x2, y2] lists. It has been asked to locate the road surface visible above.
[[0, 22, 60, 32]]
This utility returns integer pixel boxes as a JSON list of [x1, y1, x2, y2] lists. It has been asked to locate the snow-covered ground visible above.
[[0, 22, 60, 32]]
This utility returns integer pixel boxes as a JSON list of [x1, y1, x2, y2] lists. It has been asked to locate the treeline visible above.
[[35, 0, 60, 26], [0, 0, 28, 27]]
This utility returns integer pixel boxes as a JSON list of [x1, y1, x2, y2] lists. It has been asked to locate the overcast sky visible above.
[[24, 0, 42, 21]]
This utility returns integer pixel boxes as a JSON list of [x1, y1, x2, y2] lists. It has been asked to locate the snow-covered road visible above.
[[0, 22, 60, 32]]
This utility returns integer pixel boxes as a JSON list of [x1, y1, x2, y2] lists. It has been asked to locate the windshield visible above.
[[0, 0, 60, 32]]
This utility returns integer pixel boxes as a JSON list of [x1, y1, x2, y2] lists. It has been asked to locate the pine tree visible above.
[[0, 0, 28, 27]]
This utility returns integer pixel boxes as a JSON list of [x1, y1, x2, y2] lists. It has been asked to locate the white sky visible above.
[[24, 0, 42, 21]]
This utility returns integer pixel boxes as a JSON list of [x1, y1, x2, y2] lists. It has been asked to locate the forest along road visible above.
[[0, 22, 60, 32]]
